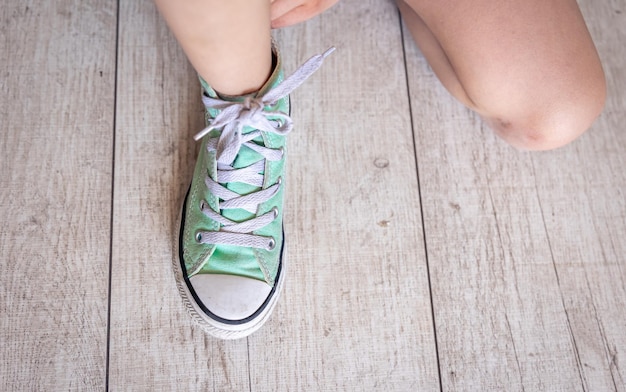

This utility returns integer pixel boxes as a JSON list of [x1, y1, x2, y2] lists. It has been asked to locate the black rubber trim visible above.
[[178, 188, 284, 326]]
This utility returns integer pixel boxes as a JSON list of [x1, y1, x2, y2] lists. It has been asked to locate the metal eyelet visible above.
[[271, 207, 279, 218], [278, 146, 284, 158], [276, 176, 283, 186], [199, 200, 206, 211], [267, 237, 276, 251], [195, 232, 203, 242]]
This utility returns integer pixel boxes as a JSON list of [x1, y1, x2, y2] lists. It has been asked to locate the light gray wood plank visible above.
[[530, 2, 626, 390], [404, 0, 626, 390], [0, 1, 116, 391], [403, 11, 581, 392], [107, 0, 249, 390], [249, 1, 440, 390]]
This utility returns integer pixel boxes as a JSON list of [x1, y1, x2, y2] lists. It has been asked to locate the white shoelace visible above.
[[193, 47, 335, 251]]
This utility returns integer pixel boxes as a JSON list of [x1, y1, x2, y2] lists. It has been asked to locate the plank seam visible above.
[[247, 339, 253, 392], [105, 0, 121, 391], [397, 10, 443, 392]]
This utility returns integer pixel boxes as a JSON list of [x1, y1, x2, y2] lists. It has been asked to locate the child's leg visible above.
[[397, 0, 606, 151], [155, 0, 334, 340], [154, 0, 272, 96]]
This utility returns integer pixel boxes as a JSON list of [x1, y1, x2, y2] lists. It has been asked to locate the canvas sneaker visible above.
[[174, 46, 334, 339]]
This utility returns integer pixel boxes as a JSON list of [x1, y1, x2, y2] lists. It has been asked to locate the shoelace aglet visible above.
[[194, 126, 213, 141], [322, 47, 336, 58]]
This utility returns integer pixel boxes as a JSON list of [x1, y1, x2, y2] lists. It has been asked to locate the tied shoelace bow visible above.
[[193, 47, 335, 251]]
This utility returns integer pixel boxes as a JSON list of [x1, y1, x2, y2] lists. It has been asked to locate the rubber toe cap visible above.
[[189, 274, 272, 321]]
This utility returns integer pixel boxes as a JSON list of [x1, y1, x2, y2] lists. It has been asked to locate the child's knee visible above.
[[477, 73, 606, 151]]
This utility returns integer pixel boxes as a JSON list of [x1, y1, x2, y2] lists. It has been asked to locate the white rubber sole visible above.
[[172, 202, 286, 340]]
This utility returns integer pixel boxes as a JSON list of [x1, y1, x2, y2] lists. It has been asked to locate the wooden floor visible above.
[[2, 0, 625, 390]]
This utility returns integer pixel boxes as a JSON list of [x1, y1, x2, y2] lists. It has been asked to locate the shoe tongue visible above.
[[204, 51, 283, 222], [212, 88, 271, 225], [221, 128, 265, 223], [214, 88, 265, 202]]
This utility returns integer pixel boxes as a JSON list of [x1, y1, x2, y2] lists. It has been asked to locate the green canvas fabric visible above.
[[181, 54, 288, 286]]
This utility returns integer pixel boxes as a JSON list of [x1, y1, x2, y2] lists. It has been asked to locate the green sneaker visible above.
[[174, 46, 334, 339]]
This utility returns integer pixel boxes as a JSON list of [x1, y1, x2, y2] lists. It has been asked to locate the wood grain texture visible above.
[[404, 63, 581, 391], [4, 0, 625, 390], [529, 2, 626, 390], [250, 1, 440, 390], [0, 1, 116, 391], [403, 0, 626, 390], [107, 0, 250, 390]]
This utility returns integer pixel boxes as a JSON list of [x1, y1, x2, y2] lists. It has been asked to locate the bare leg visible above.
[[397, 0, 606, 150], [154, 0, 272, 96]]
